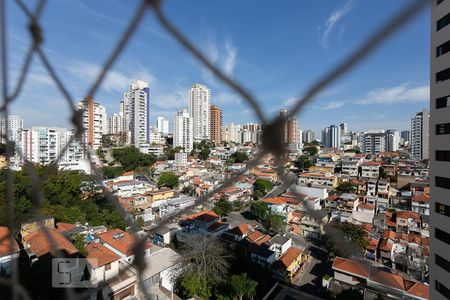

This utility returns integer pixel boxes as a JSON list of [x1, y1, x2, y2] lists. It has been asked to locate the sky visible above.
[[5, 0, 430, 136]]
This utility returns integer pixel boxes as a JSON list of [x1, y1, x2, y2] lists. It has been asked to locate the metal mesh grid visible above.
[[0, 0, 429, 299]]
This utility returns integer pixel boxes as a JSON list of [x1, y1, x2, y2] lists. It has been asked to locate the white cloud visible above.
[[319, 100, 348, 110], [201, 32, 238, 84], [223, 39, 237, 76], [320, 0, 355, 48], [354, 83, 429, 105], [314, 83, 429, 111]]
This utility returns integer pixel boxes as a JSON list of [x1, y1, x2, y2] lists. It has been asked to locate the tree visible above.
[[335, 181, 356, 193], [174, 236, 231, 298], [111, 146, 156, 171], [267, 214, 286, 234], [213, 200, 233, 217], [199, 146, 211, 160], [230, 273, 258, 300], [72, 234, 87, 256], [250, 201, 269, 220], [379, 167, 388, 179], [303, 145, 318, 156], [158, 172, 179, 189], [253, 179, 273, 199], [230, 151, 249, 163], [294, 155, 312, 170]]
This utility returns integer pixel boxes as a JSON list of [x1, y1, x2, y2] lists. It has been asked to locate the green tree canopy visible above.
[[111, 146, 156, 171], [213, 200, 233, 217], [336, 181, 356, 193], [267, 214, 286, 234], [157, 172, 179, 189], [253, 179, 273, 199], [303, 145, 318, 156], [230, 273, 258, 300], [250, 201, 270, 220], [294, 155, 313, 170], [230, 151, 249, 163]]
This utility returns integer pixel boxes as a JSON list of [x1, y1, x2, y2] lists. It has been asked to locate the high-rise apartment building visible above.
[[210, 105, 222, 145], [339, 123, 348, 135], [385, 129, 400, 152], [287, 117, 301, 147], [322, 125, 341, 149], [108, 113, 123, 135], [430, 2, 450, 299], [122, 80, 150, 146], [156, 116, 169, 136], [189, 83, 211, 141], [302, 130, 315, 144], [1, 115, 24, 148], [279, 109, 289, 144], [360, 131, 386, 155], [173, 109, 193, 152], [222, 123, 241, 144], [411, 109, 430, 161], [401, 130, 410, 143], [78, 97, 107, 151]]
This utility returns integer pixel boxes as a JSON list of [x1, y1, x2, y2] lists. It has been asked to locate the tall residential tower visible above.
[[430, 1, 450, 299], [189, 83, 211, 141]]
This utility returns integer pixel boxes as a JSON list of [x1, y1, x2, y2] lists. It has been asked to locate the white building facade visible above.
[[173, 109, 193, 152], [189, 83, 210, 141], [122, 80, 150, 146]]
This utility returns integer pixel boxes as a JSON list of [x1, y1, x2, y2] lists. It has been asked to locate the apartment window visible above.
[[436, 281, 450, 298], [437, 40, 450, 57], [437, 95, 450, 109], [105, 263, 111, 271], [436, 202, 450, 217], [436, 150, 450, 162], [436, 68, 450, 82], [436, 123, 450, 135], [436, 176, 450, 189], [436, 228, 450, 245], [436, 255, 450, 272], [437, 13, 450, 31]]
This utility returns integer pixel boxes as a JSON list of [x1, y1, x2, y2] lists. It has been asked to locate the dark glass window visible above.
[[437, 68, 450, 83], [436, 255, 450, 272], [436, 176, 450, 189], [437, 95, 450, 109], [437, 13, 450, 31], [436, 151, 450, 162], [436, 123, 450, 135], [437, 40, 450, 57], [436, 228, 450, 245], [436, 202, 450, 217], [436, 280, 450, 298]]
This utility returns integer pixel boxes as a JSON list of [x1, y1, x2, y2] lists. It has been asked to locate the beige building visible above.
[[210, 105, 222, 145]]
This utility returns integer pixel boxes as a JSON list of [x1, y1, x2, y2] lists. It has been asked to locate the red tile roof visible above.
[[362, 161, 381, 166], [229, 224, 251, 236], [274, 247, 303, 269], [379, 238, 394, 252], [23, 227, 78, 257], [383, 230, 396, 240], [86, 243, 121, 268], [406, 282, 429, 299], [397, 211, 421, 221], [55, 222, 76, 233], [370, 269, 405, 291], [358, 203, 375, 210], [332, 257, 370, 278], [0, 227, 19, 257], [98, 229, 151, 257], [412, 194, 429, 203], [261, 197, 287, 205], [246, 231, 271, 245], [183, 210, 219, 223]]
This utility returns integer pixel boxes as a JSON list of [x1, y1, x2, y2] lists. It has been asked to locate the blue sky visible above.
[[6, 0, 430, 135]]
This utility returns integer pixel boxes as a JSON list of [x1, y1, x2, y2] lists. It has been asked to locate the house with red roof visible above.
[[98, 229, 152, 263], [361, 161, 381, 178], [411, 194, 429, 215], [261, 197, 290, 215], [331, 256, 429, 299], [396, 211, 422, 234], [86, 242, 121, 284], [0, 227, 20, 274]]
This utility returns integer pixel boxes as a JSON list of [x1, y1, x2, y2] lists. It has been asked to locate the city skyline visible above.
[[7, 0, 429, 134]]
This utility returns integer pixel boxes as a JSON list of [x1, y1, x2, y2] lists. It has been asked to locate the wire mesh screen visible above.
[[0, 0, 429, 299]]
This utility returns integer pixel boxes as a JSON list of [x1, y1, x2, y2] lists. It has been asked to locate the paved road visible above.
[[264, 172, 297, 199]]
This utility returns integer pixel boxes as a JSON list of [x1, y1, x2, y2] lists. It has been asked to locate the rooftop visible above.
[[23, 227, 78, 257], [99, 229, 152, 257], [86, 243, 121, 268]]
